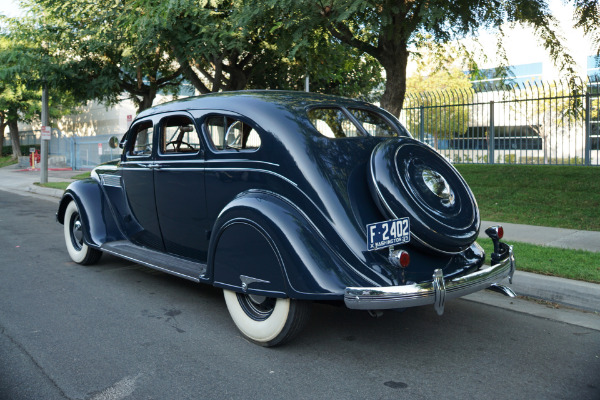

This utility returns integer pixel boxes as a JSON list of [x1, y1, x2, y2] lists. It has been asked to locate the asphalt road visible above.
[[0, 190, 599, 400]]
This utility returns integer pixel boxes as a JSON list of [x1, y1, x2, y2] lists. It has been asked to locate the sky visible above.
[[0, 0, 23, 18]]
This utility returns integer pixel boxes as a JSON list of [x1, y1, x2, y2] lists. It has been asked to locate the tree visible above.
[[0, 33, 42, 158], [242, 0, 577, 117], [30, 0, 183, 113], [572, 0, 600, 56], [403, 48, 473, 146], [125, 0, 383, 99]]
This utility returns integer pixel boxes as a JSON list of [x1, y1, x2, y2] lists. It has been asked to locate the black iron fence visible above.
[[400, 77, 600, 166]]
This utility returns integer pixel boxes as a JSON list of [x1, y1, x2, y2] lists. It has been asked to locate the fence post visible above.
[[419, 106, 425, 143], [489, 101, 495, 164], [585, 92, 591, 166], [71, 137, 77, 170]]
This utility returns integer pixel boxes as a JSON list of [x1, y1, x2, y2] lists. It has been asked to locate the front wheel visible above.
[[63, 201, 102, 265], [223, 290, 311, 347]]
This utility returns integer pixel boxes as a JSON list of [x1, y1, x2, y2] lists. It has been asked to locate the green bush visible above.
[[1, 144, 41, 157]]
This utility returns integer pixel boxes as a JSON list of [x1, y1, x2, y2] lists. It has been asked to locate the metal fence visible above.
[[399, 77, 600, 166], [5, 78, 600, 168], [4, 130, 121, 170]]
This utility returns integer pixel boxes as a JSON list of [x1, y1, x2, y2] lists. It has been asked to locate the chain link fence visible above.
[[399, 77, 600, 166], [4, 130, 121, 169]]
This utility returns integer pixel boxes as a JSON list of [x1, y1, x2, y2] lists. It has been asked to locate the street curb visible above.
[[511, 271, 600, 313], [26, 184, 64, 200]]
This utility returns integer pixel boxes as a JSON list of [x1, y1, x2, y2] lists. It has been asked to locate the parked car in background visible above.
[[57, 91, 516, 346]]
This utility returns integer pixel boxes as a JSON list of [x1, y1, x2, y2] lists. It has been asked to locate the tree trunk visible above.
[[0, 121, 5, 157], [8, 120, 21, 159], [137, 88, 157, 114], [379, 48, 409, 118]]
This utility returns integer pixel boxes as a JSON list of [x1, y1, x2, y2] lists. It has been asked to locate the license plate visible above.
[[366, 217, 410, 251]]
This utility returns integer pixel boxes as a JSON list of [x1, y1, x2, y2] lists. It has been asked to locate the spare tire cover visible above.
[[368, 137, 480, 254]]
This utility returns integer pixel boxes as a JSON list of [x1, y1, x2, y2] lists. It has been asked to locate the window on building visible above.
[[468, 62, 543, 91]]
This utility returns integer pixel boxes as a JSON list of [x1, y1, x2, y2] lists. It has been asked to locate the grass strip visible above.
[[456, 164, 600, 231], [0, 156, 17, 168], [34, 171, 91, 190], [477, 238, 600, 284], [71, 172, 91, 180], [33, 181, 70, 190]]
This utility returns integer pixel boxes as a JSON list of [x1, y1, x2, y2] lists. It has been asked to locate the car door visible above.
[[121, 117, 165, 251], [154, 112, 209, 261]]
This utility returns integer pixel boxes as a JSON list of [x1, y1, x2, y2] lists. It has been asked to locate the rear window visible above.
[[307, 108, 361, 138], [307, 107, 398, 138], [348, 108, 398, 137]]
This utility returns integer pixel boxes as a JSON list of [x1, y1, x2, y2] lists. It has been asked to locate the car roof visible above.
[[135, 90, 378, 120]]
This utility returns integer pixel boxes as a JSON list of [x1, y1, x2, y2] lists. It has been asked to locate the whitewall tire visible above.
[[63, 201, 102, 265], [223, 290, 310, 347]]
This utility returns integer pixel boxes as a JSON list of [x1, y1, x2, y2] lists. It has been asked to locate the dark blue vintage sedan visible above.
[[57, 91, 515, 346]]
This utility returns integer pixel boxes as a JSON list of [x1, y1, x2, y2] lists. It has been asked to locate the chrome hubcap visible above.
[[422, 168, 455, 206], [71, 216, 84, 250], [237, 293, 276, 321]]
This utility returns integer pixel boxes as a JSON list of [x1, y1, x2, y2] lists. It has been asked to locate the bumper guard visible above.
[[344, 244, 516, 315]]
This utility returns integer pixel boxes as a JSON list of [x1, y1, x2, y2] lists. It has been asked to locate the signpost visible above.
[[40, 85, 49, 183]]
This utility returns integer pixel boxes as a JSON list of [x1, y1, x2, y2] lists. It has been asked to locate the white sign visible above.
[[41, 126, 51, 140], [126, 114, 133, 127], [98, 143, 103, 155]]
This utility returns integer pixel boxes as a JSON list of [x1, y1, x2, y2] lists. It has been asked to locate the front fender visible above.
[[57, 179, 124, 248], [207, 190, 374, 300]]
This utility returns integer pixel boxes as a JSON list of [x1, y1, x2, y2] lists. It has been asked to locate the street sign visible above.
[[41, 126, 51, 140], [126, 114, 133, 127], [98, 143, 103, 155]]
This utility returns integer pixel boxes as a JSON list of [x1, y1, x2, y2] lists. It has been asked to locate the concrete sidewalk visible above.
[[1, 163, 599, 314]]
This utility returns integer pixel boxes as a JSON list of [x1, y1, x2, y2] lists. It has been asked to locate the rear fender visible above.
[[57, 179, 124, 248], [207, 190, 367, 300]]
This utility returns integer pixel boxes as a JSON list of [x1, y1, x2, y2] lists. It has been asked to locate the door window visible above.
[[160, 115, 201, 154], [129, 121, 154, 156]]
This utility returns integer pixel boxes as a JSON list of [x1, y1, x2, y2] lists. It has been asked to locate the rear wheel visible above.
[[223, 290, 310, 347], [63, 201, 102, 265]]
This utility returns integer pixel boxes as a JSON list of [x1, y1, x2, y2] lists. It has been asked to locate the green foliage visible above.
[[404, 51, 473, 140], [456, 164, 600, 231], [478, 238, 600, 284], [573, 0, 600, 56], [0, 154, 18, 167], [2, 144, 40, 156], [240, 0, 578, 117], [123, 0, 382, 98], [23, 0, 184, 113]]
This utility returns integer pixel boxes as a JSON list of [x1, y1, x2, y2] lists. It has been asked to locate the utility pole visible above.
[[40, 83, 49, 183]]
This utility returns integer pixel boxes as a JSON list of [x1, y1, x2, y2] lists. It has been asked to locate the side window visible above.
[[307, 108, 361, 138], [161, 115, 201, 154], [348, 108, 398, 137], [205, 116, 261, 151], [129, 120, 154, 156]]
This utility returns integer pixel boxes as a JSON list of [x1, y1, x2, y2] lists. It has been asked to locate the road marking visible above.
[[89, 373, 142, 400]]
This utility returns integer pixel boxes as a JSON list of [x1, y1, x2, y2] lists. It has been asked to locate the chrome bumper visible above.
[[344, 245, 515, 315]]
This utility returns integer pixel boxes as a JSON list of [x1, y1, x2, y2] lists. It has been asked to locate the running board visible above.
[[101, 240, 206, 282]]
